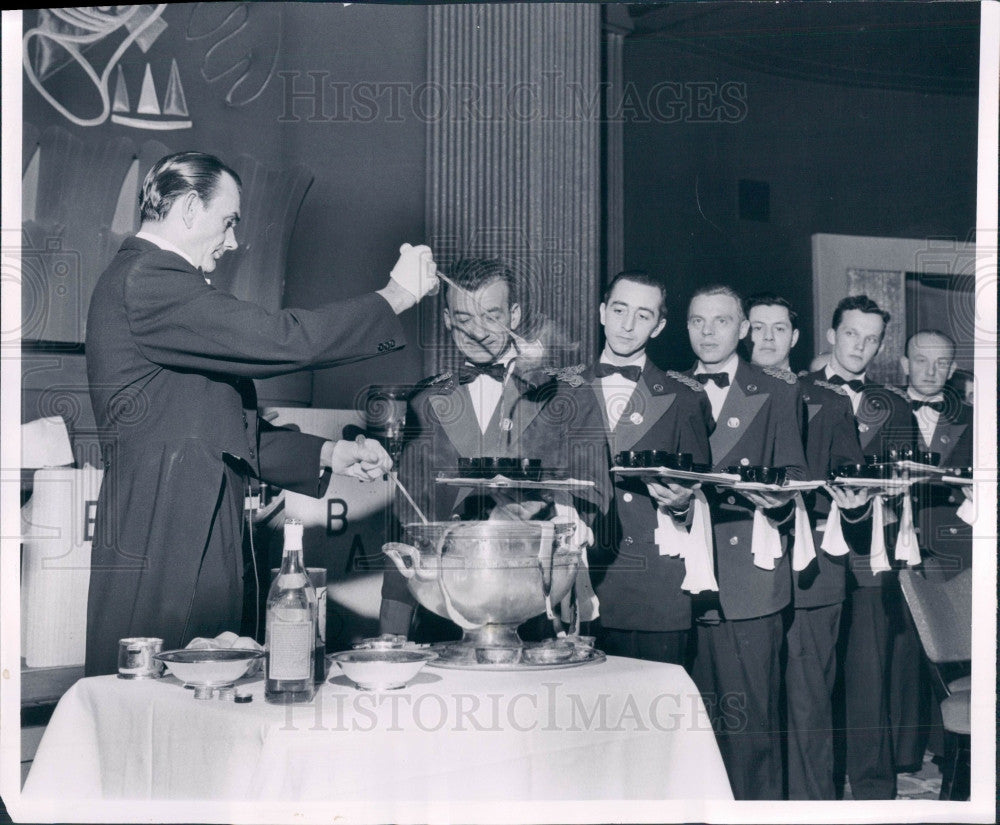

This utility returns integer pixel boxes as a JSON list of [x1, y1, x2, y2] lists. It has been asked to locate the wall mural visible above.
[[23, 4, 282, 130]]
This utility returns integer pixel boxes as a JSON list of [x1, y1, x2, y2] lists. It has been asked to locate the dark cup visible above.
[[835, 463, 865, 479], [950, 466, 972, 479], [616, 451, 643, 468], [457, 457, 477, 477], [918, 451, 941, 466], [519, 458, 543, 481], [757, 466, 787, 486], [479, 457, 497, 477], [864, 453, 883, 466], [495, 457, 519, 477]]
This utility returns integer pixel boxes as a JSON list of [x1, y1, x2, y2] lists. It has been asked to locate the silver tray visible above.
[[941, 475, 974, 486], [612, 467, 739, 485], [426, 643, 606, 671], [829, 476, 931, 491], [435, 476, 596, 491]]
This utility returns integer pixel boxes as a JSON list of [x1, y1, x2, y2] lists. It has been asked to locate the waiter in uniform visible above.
[[684, 285, 807, 800], [585, 271, 713, 666], [85, 151, 439, 675], [901, 329, 974, 579], [746, 293, 870, 799], [815, 294, 917, 798], [379, 258, 608, 639]]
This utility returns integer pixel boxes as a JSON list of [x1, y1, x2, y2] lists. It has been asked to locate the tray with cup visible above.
[[827, 461, 930, 493], [722, 465, 826, 493], [435, 456, 596, 491], [611, 450, 740, 485]]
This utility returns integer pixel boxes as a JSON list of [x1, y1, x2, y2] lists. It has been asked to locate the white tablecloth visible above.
[[21, 656, 732, 808]]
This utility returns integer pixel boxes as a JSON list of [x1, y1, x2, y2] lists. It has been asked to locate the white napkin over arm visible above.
[[750, 506, 785, 571], [654, 489, 717, 593], [868, 495, 891, 574], [893, 491, 921, 566], [791, 492, 817, 572], [820, 500, 851, 557], [554, 502, 600, 622]]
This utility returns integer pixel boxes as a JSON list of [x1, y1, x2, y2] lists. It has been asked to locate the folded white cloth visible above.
[[956, 491, 975, 525], [791, 493, 817, 572], [869, 495, 891, 574], [820, 501, 851, 557], [750, 505, 785, 571], [893, 491, 921, 566], [653, 489, 717, 593]]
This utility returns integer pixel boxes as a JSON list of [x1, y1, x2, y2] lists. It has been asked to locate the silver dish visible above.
[[383, 521, 582, 666]]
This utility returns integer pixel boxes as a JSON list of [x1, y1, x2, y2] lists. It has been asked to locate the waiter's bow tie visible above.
[[595, 363, 642, 382], [827, 374, 865, 393], [911, 399, 945, 413], [458, 361, 508, 384], [695, 372, 730, 388]]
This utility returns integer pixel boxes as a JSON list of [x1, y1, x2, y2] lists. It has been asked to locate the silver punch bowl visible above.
[[383, 521, 580, 666]]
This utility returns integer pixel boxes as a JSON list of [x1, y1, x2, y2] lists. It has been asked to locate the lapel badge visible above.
[[940, 435, 950, 444], [727, 417, 740, 429], [629, 412, 643, 426], [858, 423, 870, 433], [740, 457, 750, 466], [747, 384, 757, 392], [653, 383, 663, 392], [500, 418, 513, 431]]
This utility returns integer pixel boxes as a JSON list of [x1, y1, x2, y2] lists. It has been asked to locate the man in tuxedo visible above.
[[579, 272, 713, 666], [85, 151, 439, 675], [684, 285, 807, 800], [818, 294, 919, 798], [747, 293, 870, 799], [379, 259, 607, 638], [901, 330, 974, 579]]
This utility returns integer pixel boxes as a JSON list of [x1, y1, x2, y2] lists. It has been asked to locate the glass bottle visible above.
[[265, 519, 316, 704]]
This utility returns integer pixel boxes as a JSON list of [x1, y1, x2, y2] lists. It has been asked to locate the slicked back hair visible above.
[[688, 284, 746, 323], [831, 294, 890, 331], [746, 292, 798, 329], [139, 151, 242, 223], [603, 270, 668, 319]]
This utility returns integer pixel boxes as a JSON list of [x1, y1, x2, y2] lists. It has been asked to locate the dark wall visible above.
[[622, 29, 979, 373], [22, 3, 428, 412]]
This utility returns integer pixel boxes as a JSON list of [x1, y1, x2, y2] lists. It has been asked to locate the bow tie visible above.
[[695, 372, 730, 388], [826, 374, 865, 393], [911, 399, 945, 414], [458, 361, 508, 384], [595, 363, 642, 382]]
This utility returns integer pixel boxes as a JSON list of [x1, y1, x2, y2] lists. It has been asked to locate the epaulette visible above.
[[762, 365, 798, 385], [544, 364, 587, 387], [665, 370, 704, 392], [814, 379, 848, 397], [414, 371, 453, 391], [883, 384, 909, 401]]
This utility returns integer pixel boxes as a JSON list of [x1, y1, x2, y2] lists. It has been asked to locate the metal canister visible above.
[[117, 637, 164, 679]]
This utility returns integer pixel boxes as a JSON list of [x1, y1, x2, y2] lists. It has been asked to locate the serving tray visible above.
[[435, 476, 596, 491], [427, 644, 606, 671]]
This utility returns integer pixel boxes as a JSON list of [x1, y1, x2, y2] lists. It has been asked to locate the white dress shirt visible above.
[[694, 354, 739, 421], [599, 353, 645, 431], [135, 230, 209, 284], [467, 346, 517, 433], [908, 387, 943, 448]]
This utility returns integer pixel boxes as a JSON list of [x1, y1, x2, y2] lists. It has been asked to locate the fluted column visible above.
[[426, 3, 601, 374]]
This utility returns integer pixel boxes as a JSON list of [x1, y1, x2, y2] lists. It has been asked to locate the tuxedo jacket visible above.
[[692, 359, 808, 621], [85, 236, 406, 672], [397, 370, 607, 522], [794, 375, 865, 608], [806, 370, 916, 590], [585, 362, 713, 632], [908, 389, 973, 576]]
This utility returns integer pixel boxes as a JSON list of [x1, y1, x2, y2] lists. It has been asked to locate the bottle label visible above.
[[268, 610, 313, 680]]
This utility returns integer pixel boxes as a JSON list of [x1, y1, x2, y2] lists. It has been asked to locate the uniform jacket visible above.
[[85, 237, 405, 672], [586, 362, 713, 632], [692, 359, 808, 621], [795, 375, 865, 608], [806, 370, 915, 590], [908, 388, 973, 576]]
